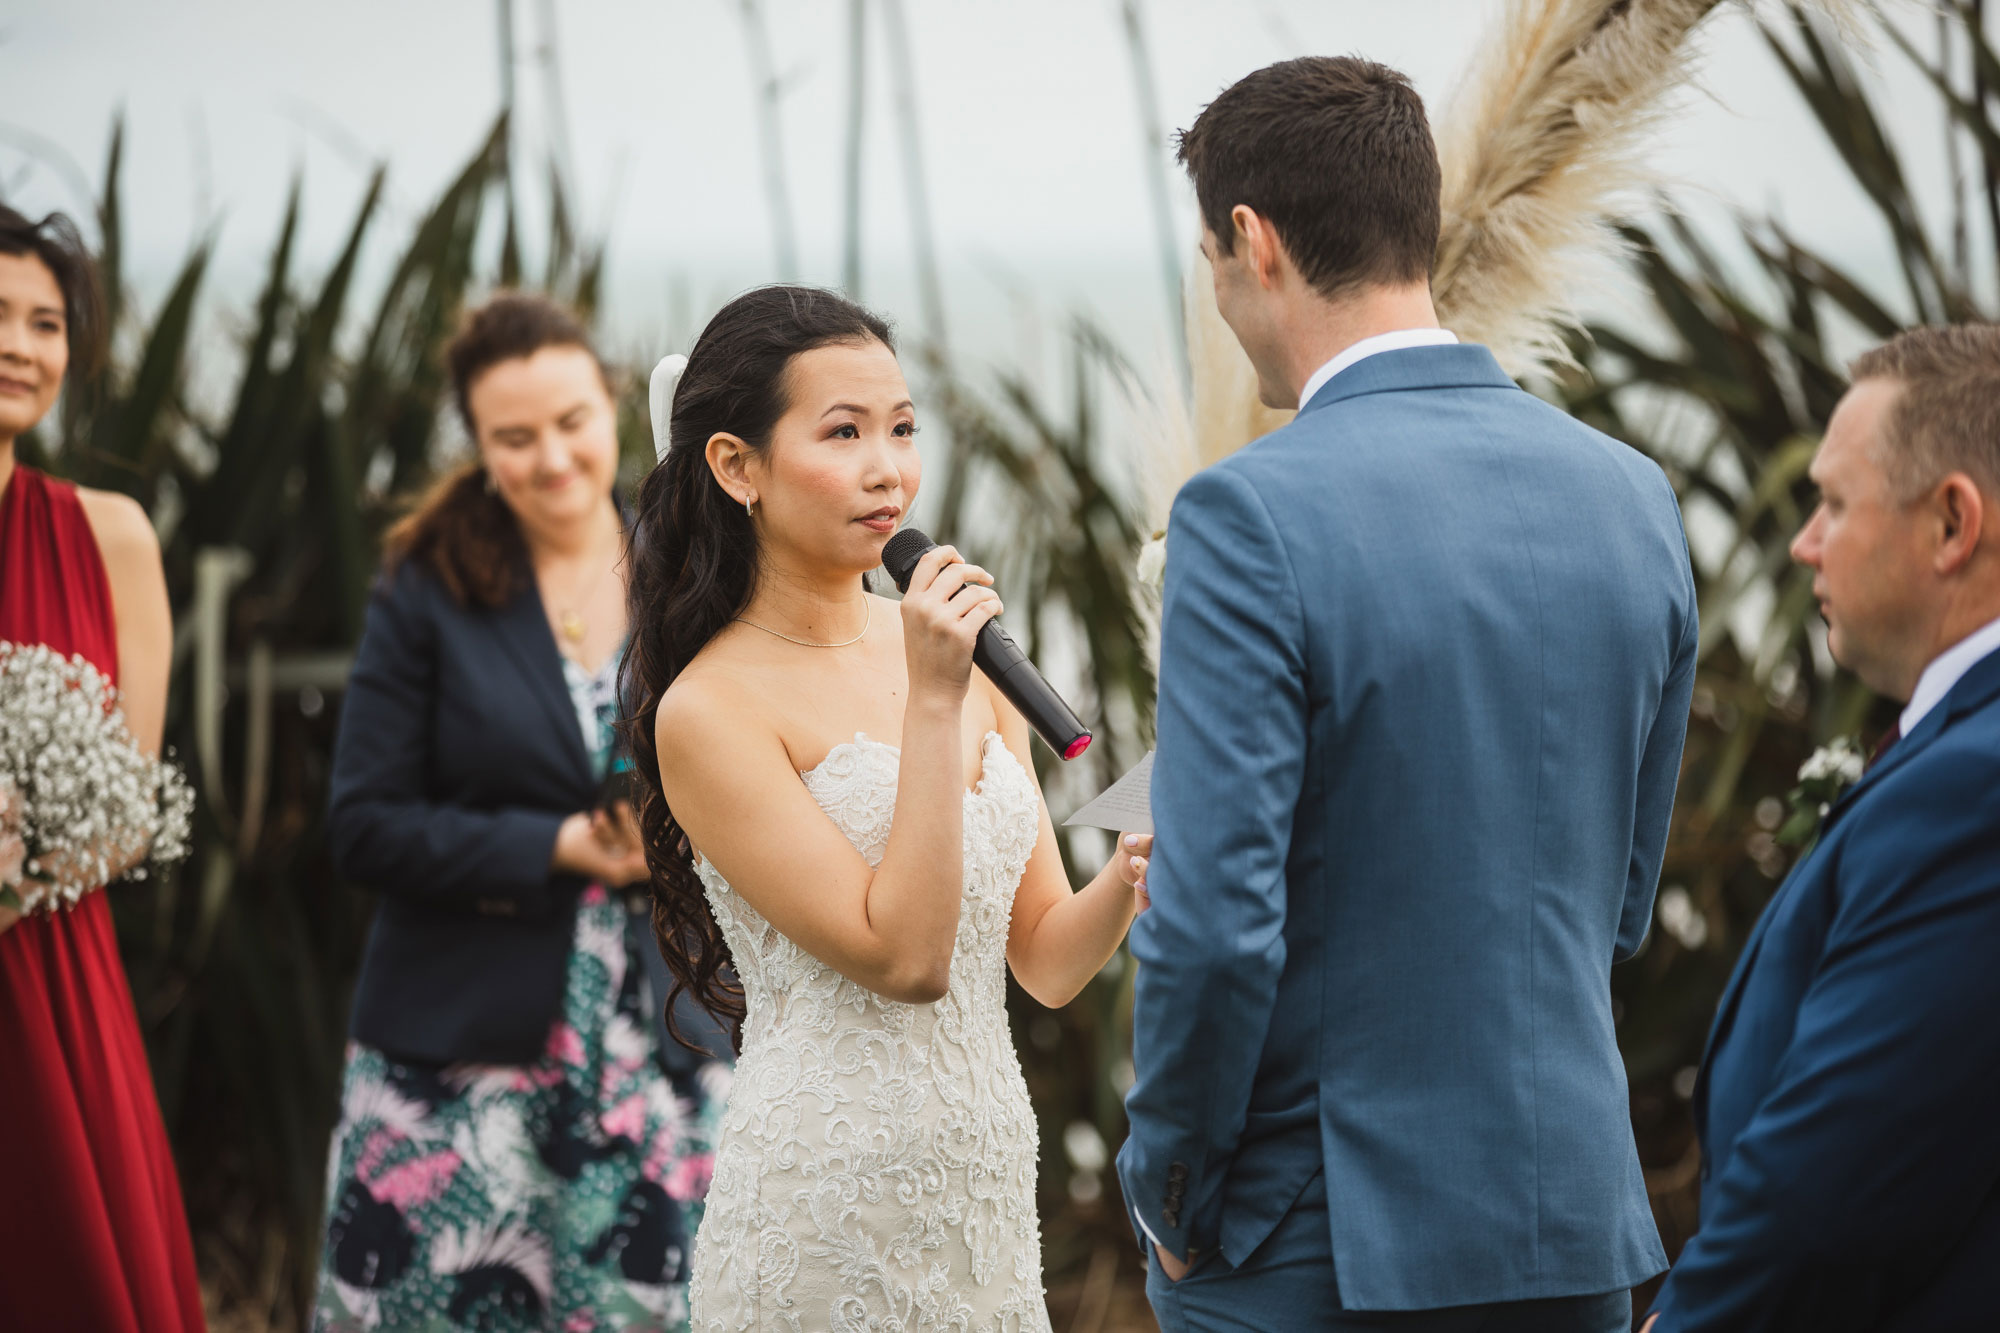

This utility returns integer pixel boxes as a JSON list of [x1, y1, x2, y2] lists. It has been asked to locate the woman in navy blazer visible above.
[[312, 295, 722, 1332]]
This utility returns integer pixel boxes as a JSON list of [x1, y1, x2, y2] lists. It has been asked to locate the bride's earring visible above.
[[745, 495, 757, 518]]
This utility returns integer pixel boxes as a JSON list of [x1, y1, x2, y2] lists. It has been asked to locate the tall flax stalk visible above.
[[1121, 0, 1190, 388], [881, 0, 948, 354], [737, 0, 800, 281], [841, 0, 868, 296]]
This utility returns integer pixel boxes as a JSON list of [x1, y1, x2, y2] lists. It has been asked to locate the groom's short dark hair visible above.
[[1177, 56, 1439, 298]]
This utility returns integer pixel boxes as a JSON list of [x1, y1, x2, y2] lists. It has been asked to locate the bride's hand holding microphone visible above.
[[808, 542, 1005, 1004], [899, 544, 1002, 702], [901, 543, 1151, 922]]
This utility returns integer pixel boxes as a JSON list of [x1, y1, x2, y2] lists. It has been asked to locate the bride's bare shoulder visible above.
[[654, 636, 784, 768]]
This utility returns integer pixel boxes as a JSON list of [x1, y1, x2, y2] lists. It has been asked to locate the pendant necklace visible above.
[[550, 515, 621, 651], [736, 599, 873, 648]]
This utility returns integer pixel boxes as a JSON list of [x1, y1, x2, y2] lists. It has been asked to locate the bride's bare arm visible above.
[[999, 694, 1150, 1009], [657, 547, 1002, 1005]]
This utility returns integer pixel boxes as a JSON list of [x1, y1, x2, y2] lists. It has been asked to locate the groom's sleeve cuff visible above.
[[1133, 1206, 1160, 1249], [1131, 1204, 1203, 1264], [1118, 1141, 1202, 1261]]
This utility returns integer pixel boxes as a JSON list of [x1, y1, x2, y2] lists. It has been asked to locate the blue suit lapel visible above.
[[1693, 648, 2000, 1136], [490, 584, 596, 793]]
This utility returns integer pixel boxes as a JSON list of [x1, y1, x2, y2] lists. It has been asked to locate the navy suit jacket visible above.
[[327, 560, 597, 1064], [1118, 345, 1692, 1310], [1651, 647, 2000, 1331]]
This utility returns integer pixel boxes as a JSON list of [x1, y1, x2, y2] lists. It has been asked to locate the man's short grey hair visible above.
[[1849, 324, 2000, 500]]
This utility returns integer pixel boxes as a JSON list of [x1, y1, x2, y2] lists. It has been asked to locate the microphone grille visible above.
[[881, 527, 936, 592]]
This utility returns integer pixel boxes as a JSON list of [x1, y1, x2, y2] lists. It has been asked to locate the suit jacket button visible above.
[[1168, 1163, 1189, 1182], [1163, 1205, 1180, 1227]]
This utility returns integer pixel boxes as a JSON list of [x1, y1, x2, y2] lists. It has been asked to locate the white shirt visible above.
[[1298, 327, 1460, 410], [1899, 614, 2000, 736]]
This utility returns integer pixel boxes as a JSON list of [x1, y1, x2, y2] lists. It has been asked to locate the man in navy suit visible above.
[[1646, 326, 2000, 1332], [1118, 57, 1694, 1330]]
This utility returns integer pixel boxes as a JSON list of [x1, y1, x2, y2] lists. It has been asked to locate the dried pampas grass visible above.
[[1433, 0, 1863, 378], [1176, 0, 1873, 479], [1434, 0, 1727, 379]]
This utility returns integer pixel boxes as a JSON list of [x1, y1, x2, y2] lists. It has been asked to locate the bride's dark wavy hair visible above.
[[623, 286, 895, 1050]]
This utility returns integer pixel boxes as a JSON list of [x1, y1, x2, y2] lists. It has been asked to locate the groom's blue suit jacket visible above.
[[1118, 344, 1692, 1310], [1650, 648, 2000, 1332]]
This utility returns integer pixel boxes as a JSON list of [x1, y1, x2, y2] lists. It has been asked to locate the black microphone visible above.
[[882, 528, 1094, 761]]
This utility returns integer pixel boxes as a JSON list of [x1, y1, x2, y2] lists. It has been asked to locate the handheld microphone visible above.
[[881, 528, 1094, 761]]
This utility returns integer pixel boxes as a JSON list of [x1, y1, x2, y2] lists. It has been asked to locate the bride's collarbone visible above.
[[708, 633, 1008, 785]]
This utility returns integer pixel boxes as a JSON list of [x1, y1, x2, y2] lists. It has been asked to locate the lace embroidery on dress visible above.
[[687, 732, 1052, 1332]]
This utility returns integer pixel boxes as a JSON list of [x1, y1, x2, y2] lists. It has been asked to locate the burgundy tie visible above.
[[1866, 723, 1901, 773]]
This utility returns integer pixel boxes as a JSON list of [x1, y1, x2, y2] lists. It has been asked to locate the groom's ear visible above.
[[1232, 205, 1288, 291]]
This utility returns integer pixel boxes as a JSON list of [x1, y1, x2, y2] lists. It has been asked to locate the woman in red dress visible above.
[[0, 205, 204, 1330]]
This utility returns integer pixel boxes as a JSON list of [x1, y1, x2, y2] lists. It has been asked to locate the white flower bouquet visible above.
[[0, 642, 195, 913]]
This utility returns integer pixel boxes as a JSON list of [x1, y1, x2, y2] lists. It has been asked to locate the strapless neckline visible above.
[[800, 728, 1015, 799]]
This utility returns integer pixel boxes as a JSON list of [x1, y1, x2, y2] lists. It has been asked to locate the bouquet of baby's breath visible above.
[[0, 642, 194, 914]]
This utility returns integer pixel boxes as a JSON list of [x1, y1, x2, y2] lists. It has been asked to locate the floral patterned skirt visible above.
[[312, 888, 728, 1333]]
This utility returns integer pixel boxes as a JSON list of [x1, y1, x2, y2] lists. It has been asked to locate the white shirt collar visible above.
[[1899, 613, 2000, 736], [1298, 328, 1459, 410]]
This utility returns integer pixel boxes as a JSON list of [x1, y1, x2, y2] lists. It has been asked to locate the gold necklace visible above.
[[549, 515, 621, 647], [735, 599, 873, 648]]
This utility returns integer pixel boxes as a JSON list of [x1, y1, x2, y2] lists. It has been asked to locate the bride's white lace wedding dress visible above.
[[689, 731, 1052, 1332]]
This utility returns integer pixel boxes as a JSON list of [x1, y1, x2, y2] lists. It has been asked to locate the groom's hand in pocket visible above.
[[1116, 833, 1153, 911], [1154, 1243, 1190, 1282]]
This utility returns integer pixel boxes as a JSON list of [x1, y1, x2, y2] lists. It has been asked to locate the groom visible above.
[[1119, 57, 1692, 1330]]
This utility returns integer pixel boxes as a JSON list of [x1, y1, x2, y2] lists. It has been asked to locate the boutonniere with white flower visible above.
[[1777, 735, 1865, 847], [1136, 530, 1168, 594]]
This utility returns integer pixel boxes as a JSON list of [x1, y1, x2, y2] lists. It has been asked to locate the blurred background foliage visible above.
[[11, 2, 1999, 1327]]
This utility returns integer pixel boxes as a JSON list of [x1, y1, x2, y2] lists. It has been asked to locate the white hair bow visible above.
[[649, 353, 689, 462]]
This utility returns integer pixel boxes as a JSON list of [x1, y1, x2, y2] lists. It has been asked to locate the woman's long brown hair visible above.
[[621, 286, 895, 1051]]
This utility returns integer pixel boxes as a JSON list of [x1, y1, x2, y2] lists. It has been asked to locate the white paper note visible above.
[[1063, 751, 1154, 834]]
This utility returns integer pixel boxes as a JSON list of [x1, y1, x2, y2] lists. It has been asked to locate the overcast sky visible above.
[[0, 1, 1964, 375]]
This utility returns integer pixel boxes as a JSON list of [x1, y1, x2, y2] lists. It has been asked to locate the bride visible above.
[[622, 286, 1151, 1331]]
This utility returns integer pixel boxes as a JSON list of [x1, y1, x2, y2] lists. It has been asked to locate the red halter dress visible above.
[[0, 465, 205, 1332]]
